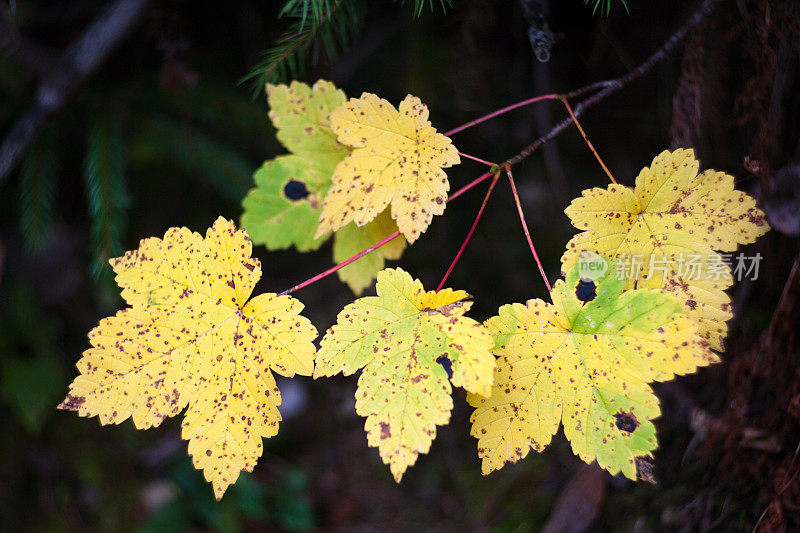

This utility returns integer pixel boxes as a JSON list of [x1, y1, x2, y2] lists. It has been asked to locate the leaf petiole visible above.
[[436, 170, 502, 292], [561, 98, 618, 184], [505, 166, 552, 292]]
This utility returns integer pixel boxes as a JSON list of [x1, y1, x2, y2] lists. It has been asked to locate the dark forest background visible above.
[[1, 0, 799, 530]]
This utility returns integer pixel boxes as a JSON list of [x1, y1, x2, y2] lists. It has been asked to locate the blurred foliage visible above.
[[0, 281, 66, 434], [83, 112, 129, 280], [140, 461, 315, 532]]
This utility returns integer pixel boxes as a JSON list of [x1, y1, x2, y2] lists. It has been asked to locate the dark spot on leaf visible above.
[[635, 456, 656, 483], [575, 279, 597, 302], [59, 394, 85, 410], [614, 409, 639, 433], [380, 422, 391, 440], [436, 355, 453, 378], [284, 180, 309, 200]]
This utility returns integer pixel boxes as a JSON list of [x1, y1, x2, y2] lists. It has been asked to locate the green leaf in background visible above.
[[333, 209, 406, 295], [2, 353, 64, 434], [140, 458, 315, 532], [242, 155, 334, 252]]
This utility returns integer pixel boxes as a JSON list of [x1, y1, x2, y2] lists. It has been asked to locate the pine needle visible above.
[[242, 0, 365, 97], [584, 0, 630, 16], [83, 113, 129, 279], [19, 126, 60, 252]]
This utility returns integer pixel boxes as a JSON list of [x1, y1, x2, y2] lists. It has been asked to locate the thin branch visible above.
[[0, 0, 152, 187], [436, 170, 502, 292], [503, 0, 723, 168], [562, 98, 617, 184], [280, 171, 495, 295], [279, 230, 402, 296], [445, 94, 559, 137], [449, 171, 494, 201], [458, 152, 497, 167], [505, 166, 552, 292]]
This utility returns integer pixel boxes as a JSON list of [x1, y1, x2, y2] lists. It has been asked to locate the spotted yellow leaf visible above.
[[315, 268, 494, 481], [59, 217, 317, 500], [470, 253, 718, 479], [561, 149, 769, 350], [267, 79, 350, 165], [315, 93, 460, 243]]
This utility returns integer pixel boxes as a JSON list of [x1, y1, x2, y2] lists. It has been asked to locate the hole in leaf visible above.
[[575, 279, 597, 302], [614, 409, 639, 433], [436, 355, 453, 379], [284, 180, 309, 200]]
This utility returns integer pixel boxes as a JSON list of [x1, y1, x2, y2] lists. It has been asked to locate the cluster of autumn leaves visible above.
[[59, 80, 769, 499]]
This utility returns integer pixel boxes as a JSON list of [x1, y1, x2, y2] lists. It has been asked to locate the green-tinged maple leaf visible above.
[[267, 79, 350, 165], [561, 149, 769, 350], [316, 93, 460, 243], [59, 218, 317, 500], [242, 80, 407, 291], [334, 209, 406, 295], [242, 80, 348, 252], [315, 268, 494, 481], [470, 252, 719, 480], [242, 155, 335, 251]]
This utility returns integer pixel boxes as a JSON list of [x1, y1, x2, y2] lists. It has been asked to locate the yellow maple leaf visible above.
[[266, 79, 350, 165], [561, 149, 769, 350], [315, 268, 494, 481], [470, 253, 719, 479], [59, 217, 317, 499], [315, 93, 460, 243]]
